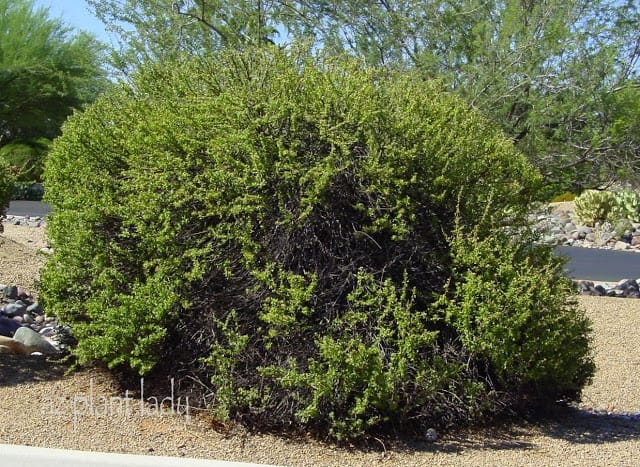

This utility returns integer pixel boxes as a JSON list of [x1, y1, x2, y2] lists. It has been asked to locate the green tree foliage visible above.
[[87, 0, 280, 75], [278, 0, 640, 192], [42, 49, 594, 439], [0, 156, 16, 218], [88, 0, 640, 192], [0, 0, 110, 142], [0, 137, 50, 182]]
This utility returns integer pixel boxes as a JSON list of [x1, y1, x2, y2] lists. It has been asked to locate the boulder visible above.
[[12, 327, 58, 354], [2, 302, 26, 317], [0, 316, 21, 337], [614, 241, 631, 251], [3, 285, 18, 300]]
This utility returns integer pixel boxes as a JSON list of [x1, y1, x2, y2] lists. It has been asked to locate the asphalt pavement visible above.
[[556, 245, 640, 282], [7, 200, 51, 217]]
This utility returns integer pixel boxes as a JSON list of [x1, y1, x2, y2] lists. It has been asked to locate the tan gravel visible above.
[[1, 223, 640, 466]]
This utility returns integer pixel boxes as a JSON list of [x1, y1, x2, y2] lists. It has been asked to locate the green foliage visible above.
[[609, 190, 640, 223], [87, 0, 280, 74], [0, 158, 16, 218], [0, 138, 50, 182], [42, 48, 593, 440], [574, 190, 615, 226], [437, 227, 594, 401], [0, 0, 110, 141], [574, 189, 640, 226]]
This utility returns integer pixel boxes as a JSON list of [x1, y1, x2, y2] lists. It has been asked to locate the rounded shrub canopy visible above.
[[42, 48, 593, 440]]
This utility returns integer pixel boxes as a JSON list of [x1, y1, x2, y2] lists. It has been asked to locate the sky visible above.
[[32, 0, 114, 44]]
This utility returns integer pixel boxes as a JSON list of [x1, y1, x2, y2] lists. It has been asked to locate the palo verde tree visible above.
[[0, 0, 110, 182], [42, 48, 594, 440], [276, 0, 640, 193], [87, 0, 280, 75]]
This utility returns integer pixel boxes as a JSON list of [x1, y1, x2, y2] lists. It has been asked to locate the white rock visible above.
[[615, 241, 631, 250]]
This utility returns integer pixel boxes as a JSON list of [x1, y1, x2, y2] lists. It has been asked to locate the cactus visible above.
[[574, 189, 615, 227], [609, 190, 640, 223]]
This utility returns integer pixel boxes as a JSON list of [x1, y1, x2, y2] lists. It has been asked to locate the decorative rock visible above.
[[594, 285, 607, 295], [425, 428, 438, 442], [3, 302, 26, 317], [22, 313, 34, 324], [632, 236, 640, 247], [12, 327, 58, 354], [614, 241, 631, 250], [16, 287, 29, 300], [26, 302, 42, 314], [615, 279, 637, 290], [38, 326, 55, 337], [3, 285, 18, 300], [0, 316, 22, 337]]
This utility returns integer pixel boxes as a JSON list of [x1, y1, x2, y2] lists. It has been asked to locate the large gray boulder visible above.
[[12, 327, 58, 354]]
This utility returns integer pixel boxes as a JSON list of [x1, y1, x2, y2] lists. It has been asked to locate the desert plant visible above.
[[0, 158, 16, 219], [574, 189, 615, 226], [608, 190, 640, 223], [42, 48, 594, 440], [0, 138, 51, 182], [437, 226, 594, 402]]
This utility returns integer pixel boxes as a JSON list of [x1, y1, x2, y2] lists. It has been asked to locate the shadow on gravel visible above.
[[539, 407, 640, 444], [0, 355, 67, 387]]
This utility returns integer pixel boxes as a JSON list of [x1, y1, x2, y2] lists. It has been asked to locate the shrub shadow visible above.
[[0, 355, 67, 387], [537, 406, 640, 444]]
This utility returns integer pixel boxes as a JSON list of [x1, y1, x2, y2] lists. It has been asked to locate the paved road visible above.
[[556, 245, 640, 282], [7, 200, 51, 217]]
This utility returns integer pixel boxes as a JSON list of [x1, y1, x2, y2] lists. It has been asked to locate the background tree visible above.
[[0, 0, 110, 144], [87, 0, 280, 76], [275, 0, 640, 194]]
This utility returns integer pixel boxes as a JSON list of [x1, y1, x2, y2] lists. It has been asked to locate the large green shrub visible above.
[[42, 49, 594, 440]]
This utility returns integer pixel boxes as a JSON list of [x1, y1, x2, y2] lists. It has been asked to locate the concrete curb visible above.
[[0, 444, 278, 467]]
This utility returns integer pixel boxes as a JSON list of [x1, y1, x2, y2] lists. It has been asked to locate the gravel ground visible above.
[[1, 222, 640, 466]]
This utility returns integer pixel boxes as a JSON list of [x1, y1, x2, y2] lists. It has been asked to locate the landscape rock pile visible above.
[[2, 214, 46, 228], [575, 279, 640, 298], [532, 208, 640, 251], [0, 284, 67, 355]]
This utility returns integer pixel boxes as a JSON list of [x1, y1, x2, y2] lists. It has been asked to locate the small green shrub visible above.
[[42, 48, 594, 440], [609, 190, 640, 223], [437, 227, 594, 402], [574, 189, 615, 226]]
